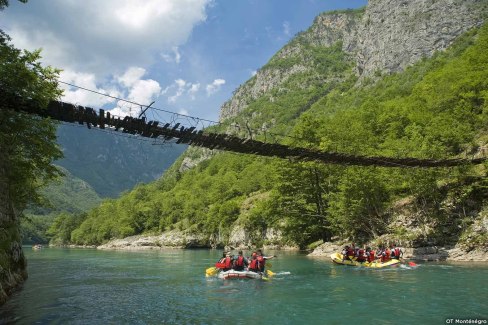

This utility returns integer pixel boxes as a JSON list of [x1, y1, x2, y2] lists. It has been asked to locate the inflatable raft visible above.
[[217, 270, 264, 280], [330, 253, 401, 268]]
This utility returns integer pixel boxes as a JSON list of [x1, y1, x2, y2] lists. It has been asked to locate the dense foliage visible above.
[[55, 125, 187, 197], [60, 22, 488, 248], [0, 31, 62, 211], [0, 6, 62, 299], [21, 167, 101, 244]]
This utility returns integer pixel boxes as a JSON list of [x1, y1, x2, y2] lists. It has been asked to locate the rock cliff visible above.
[[219, 0, 487, 120], [355, 0, 487, 77]]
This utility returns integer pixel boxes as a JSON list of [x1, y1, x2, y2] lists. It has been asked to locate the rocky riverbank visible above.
[[96, 225, 300, 251], [309, 242, 488, 262], [97, 230, 208, 250]]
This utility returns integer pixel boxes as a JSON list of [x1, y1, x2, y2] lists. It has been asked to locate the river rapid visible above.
[[0, 248, 487, 324]]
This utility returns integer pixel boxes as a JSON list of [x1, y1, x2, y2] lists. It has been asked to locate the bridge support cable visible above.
[[1, 89, 486, 168]]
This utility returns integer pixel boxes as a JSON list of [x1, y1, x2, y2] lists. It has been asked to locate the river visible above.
[[0, 248, 487, 324]]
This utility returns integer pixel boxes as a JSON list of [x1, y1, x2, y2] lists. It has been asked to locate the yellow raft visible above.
[[330, 253, 401, 268]]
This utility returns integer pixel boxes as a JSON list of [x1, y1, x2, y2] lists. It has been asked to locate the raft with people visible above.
[[331, 243, 407, 268], [206, 249, 276, 279], [330, 252, 401, 268]]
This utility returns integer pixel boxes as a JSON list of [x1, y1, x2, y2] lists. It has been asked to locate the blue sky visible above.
[[0, 0, 367, 122]]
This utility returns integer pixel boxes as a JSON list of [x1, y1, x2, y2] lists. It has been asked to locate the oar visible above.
[[266, 269, 275, 277], [408, 261, 418, 267], [206, 267, 219, 276]]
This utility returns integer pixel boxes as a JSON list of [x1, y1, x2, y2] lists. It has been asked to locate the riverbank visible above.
[[95, 228, 300, 251], [309, 242, 488, 262], [79, 235, 488, 261]]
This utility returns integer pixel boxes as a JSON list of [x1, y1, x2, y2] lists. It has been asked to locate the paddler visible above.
[[215, 251, 233, 271], [256, 249, 275, 273], [342, 245, 355, 261], [366, 247, 375, 263], [356, 245, 367, 263], [233, 250, 248, 271], [391, 244, 403, 260], [248, 252, 259, 272]]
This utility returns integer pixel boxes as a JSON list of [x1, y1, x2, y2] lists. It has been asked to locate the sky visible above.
[[0, 0, 367, 123]]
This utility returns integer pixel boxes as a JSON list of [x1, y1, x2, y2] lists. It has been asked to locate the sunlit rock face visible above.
[[355, 0, 486, 78], [219, 0, 487, 120]]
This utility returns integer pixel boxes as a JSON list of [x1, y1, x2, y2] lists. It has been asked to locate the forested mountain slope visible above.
[[20, 167, 102, 244], [56, 124, 187, 198], [64, 1, 488, 252]]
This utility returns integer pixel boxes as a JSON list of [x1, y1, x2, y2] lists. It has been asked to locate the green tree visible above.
[[0, 0, 27, 10], [1, 31, 63, 209], [328, 168, 390, 241], [47, 212, 86, 245], [0, 7, 62, 304]]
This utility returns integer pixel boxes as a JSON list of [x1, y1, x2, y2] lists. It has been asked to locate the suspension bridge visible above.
[[1, 87, 486, 168]]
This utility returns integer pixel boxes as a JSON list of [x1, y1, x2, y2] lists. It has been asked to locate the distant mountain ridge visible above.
[[55, 124, 187, 197]]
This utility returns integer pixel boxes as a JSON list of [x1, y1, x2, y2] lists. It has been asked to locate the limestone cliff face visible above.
[[219, 0, 487, 120], [355, 0, 487, 77], [0, 167, 27, 305], [219, 11, 361, 121]]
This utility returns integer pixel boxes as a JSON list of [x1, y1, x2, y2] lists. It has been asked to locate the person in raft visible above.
[[342, 245, 355, 261], [248, 252, 259, 272], [390, 244, 403, 260], [215, 251, 233, 271], [256, 249, 276, 273], [366, 247, 375, 263], [232, 250, 248, 271], [355, 246, 367, 263]]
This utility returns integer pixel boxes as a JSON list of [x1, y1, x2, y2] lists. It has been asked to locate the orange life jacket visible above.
[[357, 249, 366, 262], [215, 257, 227, 269], [224, 256, 232, 269], [234, 256, 244, 267], [381, 249, 391, 262], [367, 251, 375, 263], [249, 259, 258, 271]]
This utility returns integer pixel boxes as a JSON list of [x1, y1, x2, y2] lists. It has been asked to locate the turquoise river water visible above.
[[0, 248, 487, 324]]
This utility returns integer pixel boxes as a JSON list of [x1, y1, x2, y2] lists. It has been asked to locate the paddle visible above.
[[408, 261, 418, 267], [266, 269, 275, 277], [206, 266, 219, 276]]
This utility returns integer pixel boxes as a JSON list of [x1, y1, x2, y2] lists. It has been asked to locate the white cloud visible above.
[[117, 67, 146, 88], [175, 79, 187, 88], [168, 79, 187, 103], [164, 79, 201, 102], [107, 66, 161, 117], [178, 108, 189, 116], [60, 70, 118, 107], [2, 0, 211, 76], [162, 46, 181, 64], [2, 0, 212, 118], [251, 70, 257, 76], [283, 21, 291, 37], [188, 83, 200, 100], [206, 79, 225, 96], [128, 79, 161, 105]]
